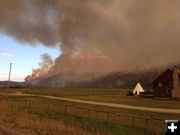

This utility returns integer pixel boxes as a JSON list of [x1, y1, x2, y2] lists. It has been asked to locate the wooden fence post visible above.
[[25, 100, 27, 107], [64, 105, 67, 113], [48, 103, 50, 111], [32, 101, 34, 108], [107, 112, 110, 122], [145, 118, 148, 129], [87, 109, 90, 117], [34, 101, 36, 108], [59, 105, 61, 112], [53, 104, 56, 112], [132, 116, 135, 128], [29, 101, 31, 108]]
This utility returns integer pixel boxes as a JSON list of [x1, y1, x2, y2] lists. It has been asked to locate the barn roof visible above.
[[153, 69, 171, 83], [153, 68, 180, 83]]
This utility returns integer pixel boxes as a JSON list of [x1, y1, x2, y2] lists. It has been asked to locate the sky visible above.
[[0, 33, 60, 82], [0, 0, 180, 85]]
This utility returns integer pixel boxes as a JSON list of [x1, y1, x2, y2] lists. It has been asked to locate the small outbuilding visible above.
[[153, 66, 180, 98], [133, 83, 144, 95]]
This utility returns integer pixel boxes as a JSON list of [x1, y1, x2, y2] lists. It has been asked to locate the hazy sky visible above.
[[0, 33, 59, 81], [0, 0, 180, 83]]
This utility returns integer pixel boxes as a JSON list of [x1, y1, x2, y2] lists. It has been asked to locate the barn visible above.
[[153, 66, 180, 98]]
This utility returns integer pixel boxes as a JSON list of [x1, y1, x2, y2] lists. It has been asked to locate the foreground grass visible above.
[[25, 107, 155, 135], [0, 100, 98, 135], [3, 96, 171, 134], [0, 98, 157, 135]]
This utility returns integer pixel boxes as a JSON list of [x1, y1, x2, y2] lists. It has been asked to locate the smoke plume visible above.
[[0, 0, 180, 83], [25, 53, 53, 82]]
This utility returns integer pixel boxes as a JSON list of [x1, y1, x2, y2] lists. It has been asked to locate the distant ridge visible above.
[[0, 81, 23, 88]]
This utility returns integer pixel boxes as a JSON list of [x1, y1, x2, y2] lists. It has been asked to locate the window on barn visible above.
[[158, 82, 163, 87], [169, 82, 173, 87], [167, 88, 171, 94]]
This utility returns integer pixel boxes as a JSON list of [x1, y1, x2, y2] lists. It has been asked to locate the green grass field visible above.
[[2, 88, 180, 109]]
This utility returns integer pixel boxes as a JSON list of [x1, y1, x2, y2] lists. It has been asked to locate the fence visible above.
[[0, 96, 165, 134]]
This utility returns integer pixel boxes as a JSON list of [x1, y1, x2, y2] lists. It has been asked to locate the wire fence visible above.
[[0, 96, 165, 134]]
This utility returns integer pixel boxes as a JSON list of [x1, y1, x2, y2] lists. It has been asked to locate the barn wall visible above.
[[153, 70, 172, 98]]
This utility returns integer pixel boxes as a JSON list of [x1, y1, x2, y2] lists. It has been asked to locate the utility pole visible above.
[[8, 63, 12, 88]]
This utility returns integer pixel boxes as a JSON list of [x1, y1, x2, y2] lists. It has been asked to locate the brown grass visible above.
[[0, 97, 157, 135], [0, 100, 96, 135]]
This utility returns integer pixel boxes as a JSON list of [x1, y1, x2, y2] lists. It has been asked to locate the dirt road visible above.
[[5, 93, 180, 114], [40, 95, 180, 114]]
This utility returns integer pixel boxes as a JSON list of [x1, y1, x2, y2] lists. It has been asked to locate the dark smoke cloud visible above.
[[0, 0, 180, 82], [0, 0, 59, 46]]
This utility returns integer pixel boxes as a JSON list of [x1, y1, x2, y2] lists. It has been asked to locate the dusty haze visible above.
[[0, 0, 180, 82]]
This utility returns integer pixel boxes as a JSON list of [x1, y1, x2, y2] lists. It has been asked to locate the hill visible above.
[[0, 81, 23, 88]]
